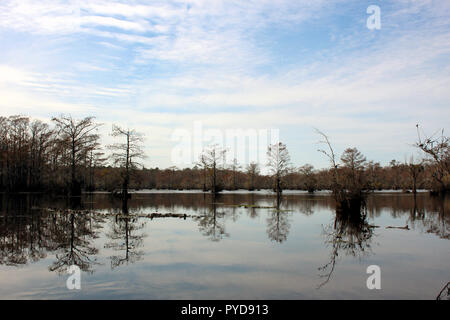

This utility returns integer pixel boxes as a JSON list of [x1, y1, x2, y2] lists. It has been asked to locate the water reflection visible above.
[[318, 208, 375, 288], [48, 211, 100, 274], [194, 201, 229, 242], [0, 192, 448, 298], [266, 196, 291, 243], [104, 202, 147, 269]]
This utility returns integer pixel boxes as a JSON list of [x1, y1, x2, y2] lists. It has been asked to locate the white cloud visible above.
[[80, 15, 149, 33]]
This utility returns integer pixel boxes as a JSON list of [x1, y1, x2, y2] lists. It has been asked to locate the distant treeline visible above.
[[83, 161, 440, 192], [96, 160, 447, 192], [0, 114, 448, 195]]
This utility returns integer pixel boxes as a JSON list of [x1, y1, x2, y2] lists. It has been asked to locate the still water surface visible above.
[[0, 191, 448, 299]]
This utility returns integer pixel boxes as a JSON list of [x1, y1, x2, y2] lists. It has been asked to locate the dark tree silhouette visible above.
[[52, 115, 102, 196], [199, 144, 227, 194], [109, 125, 146, 202]]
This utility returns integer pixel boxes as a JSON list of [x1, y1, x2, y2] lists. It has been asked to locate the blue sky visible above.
[[0, 0, 449, 170]]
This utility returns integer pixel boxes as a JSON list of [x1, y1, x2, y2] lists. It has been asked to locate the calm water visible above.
[[0, 191, 448, 299]]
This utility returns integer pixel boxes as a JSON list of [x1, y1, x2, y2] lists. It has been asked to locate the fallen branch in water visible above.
[[115, 213, 190, 219], [219, 204, 277, 209], [386, 225, 409, 230], [238, 204, 276, 209], [39, 208, 192, 219]]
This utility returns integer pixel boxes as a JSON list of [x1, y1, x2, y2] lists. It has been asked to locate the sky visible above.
[[0, 0, 449, 171]]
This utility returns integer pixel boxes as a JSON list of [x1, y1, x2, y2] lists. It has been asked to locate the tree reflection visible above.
[[28, 214, 47, 263], [266, 196, 291, 243], [49, 211, 101, 274], [104, 200, 146, 269], [407, 195, 449, 240], [0, 192, 448, 285], [0, 213, 45, 266], [246, 193, 259, 219], [317, 208, 375, 288], [194, 199, 228, 242], [298, 198, 314, 216]]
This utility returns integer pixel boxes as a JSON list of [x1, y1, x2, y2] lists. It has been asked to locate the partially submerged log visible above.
[[219, 203, 277, 209], [40, 208, 190, 219], [115, 213, 189, 220], [386, 225, 410, 230]]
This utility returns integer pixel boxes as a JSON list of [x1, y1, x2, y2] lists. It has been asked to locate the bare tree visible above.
[[0, 117, 7, 190], [29, 120, 54, 190], [86, 147, 107, 191], [266, 142, 291, 197], [109, 125, 146, 201], [197, 154, 209, 191], [7, 116, 31, 190], [199, 144, 227, 194], [316, 129, 340, 197], [316, 130, 367, 212], [52, 115, 102, 196], [415, 124, 450, 194]]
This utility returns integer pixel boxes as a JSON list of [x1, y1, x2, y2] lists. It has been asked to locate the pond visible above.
[[0, 191, 448, 299]]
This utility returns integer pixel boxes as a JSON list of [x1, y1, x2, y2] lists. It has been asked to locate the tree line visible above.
[[0, 114, 448, 197], [0, 114, 144, 199]]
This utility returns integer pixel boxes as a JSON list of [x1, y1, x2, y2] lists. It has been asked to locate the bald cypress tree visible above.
[[52, 115, 102, 196], [109, 125, 146, 202], [266, 142, 291, 197]]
